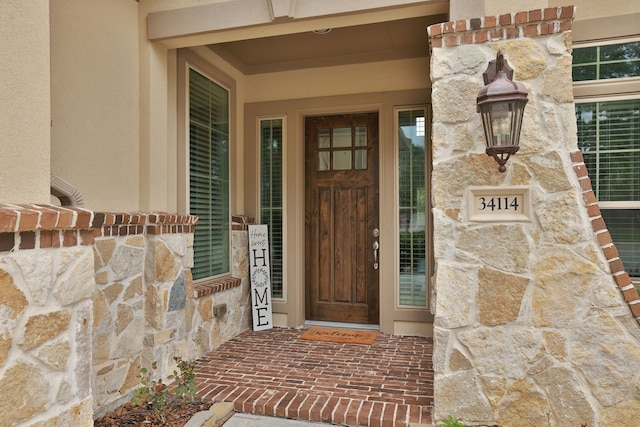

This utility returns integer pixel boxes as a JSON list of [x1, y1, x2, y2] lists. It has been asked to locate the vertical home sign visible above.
[[248, 224, 273, 331]]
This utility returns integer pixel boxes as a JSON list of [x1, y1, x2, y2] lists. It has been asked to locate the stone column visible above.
[[0, 205, 98, 426], [428, 7, 640, 426]]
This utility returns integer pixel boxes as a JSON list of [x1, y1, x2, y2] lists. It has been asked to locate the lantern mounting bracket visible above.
[[482, 52, 514, 85]]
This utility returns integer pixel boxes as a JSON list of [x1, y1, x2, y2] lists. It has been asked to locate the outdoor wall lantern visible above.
[[476, 51, 529, 172]]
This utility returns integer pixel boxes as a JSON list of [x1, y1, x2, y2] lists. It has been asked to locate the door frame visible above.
[[244, 92, 434, 335]]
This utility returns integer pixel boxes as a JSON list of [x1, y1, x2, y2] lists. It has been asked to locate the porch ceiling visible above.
[[207, 14, 447, 75]]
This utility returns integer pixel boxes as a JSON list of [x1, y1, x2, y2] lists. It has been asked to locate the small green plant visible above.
[[132, 356, 197, 423], [441, 415, 466, 427]]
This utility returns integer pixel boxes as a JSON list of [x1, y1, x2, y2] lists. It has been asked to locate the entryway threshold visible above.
[[303, 320, 380, 331]]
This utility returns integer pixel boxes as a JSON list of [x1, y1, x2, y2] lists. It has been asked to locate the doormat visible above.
[[300, 327, 378, 345]]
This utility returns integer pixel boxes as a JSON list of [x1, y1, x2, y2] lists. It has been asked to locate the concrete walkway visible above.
[[224, 413, 330, 426]]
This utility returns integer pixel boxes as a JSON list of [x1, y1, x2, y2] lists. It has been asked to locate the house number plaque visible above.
[[467, 186, 531, 222]]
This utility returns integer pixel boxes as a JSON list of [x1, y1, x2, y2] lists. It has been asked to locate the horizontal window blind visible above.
[[576, 100, 640, 202], [576, 98, 640, 278], [602, 209, 640, 276], [260, 119, 284, 299], [398, 109, 427, 307], [189, 68, 230, 280]]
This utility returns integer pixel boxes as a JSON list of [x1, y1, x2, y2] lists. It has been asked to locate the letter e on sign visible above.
[[248, 224, 273, 331]]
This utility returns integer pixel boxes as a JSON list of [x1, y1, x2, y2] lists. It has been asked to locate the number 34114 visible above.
[[478, 196, 519, 211]]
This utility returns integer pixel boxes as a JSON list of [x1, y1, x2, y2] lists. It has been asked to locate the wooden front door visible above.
[[305, 113, 379, 324]]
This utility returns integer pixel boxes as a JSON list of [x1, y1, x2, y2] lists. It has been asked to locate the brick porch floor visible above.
[[195, 327, 433, 426]]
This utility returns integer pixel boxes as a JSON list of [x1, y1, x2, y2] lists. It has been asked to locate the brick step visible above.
[[194, 328, 433, 427], [197, 385, 431, 426]]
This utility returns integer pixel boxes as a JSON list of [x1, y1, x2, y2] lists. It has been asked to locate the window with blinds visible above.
[[189, 68, 230, 280], [398, 109, 427, 307], [576, 99, 640, 277], [260, 118, 284, 299]]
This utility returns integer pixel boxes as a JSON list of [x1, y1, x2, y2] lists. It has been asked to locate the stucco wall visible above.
[[0, 0, 51, 204], [429, 7, 640, 426], [50, 0, 140, 212]]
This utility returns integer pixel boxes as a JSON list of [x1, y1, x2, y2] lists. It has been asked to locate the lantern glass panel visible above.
[[491, 102, 513, 146], [480, 101, 526, 148]]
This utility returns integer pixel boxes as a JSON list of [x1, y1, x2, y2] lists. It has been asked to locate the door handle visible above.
[[373, 241, 379, 270]]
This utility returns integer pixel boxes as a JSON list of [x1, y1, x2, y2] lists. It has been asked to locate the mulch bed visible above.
[[94, 400, 213, 427]]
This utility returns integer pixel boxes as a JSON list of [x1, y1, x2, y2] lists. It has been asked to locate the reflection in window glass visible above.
[[318, 152, 330, 171], [573, 41, 640, 81], [318, 129, 330, 148], [398, 109, 427, 307]]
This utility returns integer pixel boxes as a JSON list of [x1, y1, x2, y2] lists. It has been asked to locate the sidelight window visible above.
[[260, 118, 284, 299], [397, 108, 428, 307]]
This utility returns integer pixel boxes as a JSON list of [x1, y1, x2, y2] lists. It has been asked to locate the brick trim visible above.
[[232, 215, 256, 231], [193, 276, 242, 298], [427, 6, 576, 50], [570, 150, 640, 327], [0, 203, 198, 252]]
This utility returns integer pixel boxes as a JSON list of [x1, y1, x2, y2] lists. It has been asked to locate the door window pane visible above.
[[398, 109, 427, 307], [318, 129, 330, 148], [355, 149, 367, 170], [318, 152, 330, 171], [333, 128, 352, 148], [355, 127, 367, 147], [333, 150, 351, 170]]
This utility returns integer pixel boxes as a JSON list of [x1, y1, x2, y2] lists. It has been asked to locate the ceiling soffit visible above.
[[208, 14, 446, 75], [147, 0, 449, 45]]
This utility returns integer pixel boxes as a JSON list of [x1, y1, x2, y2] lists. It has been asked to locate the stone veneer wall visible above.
[[0, 204, 252, 426], [428, 6, 640, 427]]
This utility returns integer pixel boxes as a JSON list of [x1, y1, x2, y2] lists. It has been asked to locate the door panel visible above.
[[305, 113, 379, 324]]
